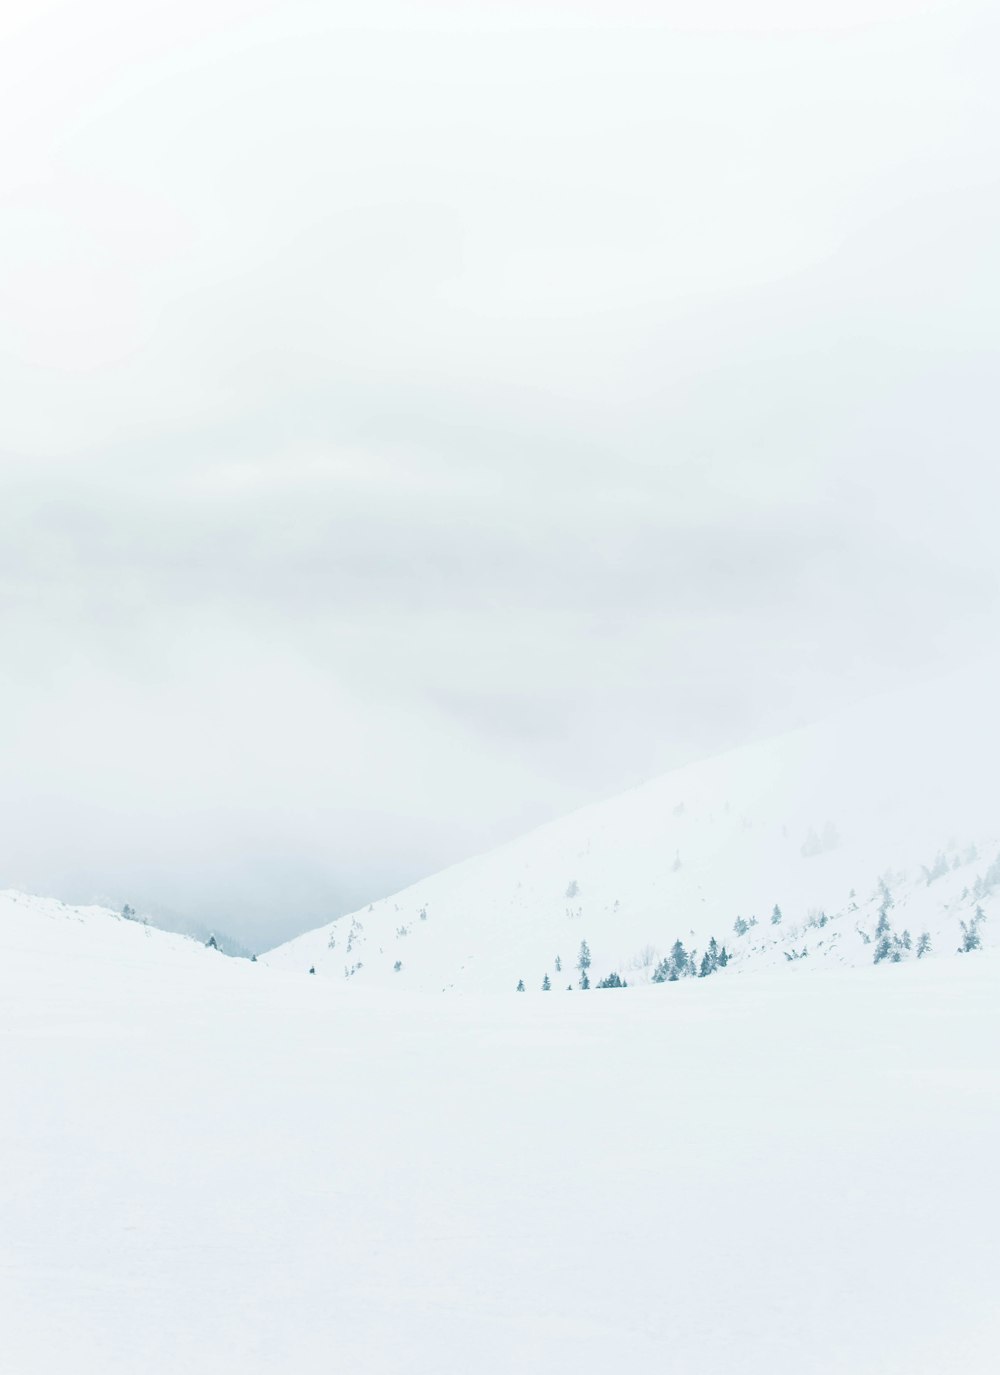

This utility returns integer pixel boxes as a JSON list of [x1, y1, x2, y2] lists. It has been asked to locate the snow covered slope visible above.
[[265, 663, 1000, 991], [0, 888, 232, 970], [3, 889, 1000, 1374]]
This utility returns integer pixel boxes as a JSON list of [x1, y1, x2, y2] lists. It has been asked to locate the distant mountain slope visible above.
[[0, 889, 234, 971], [264, 663, 1000, 991]]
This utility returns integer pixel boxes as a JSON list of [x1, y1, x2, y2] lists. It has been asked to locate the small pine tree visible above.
[[308, 965, 315, 974], [206, 934, 218, 950], [733, 916, 749, 937], [577, 940, 592, 974], [121, 904, 136, 921], [542, 973, 551, 990], [393, 960, 402, 972], [554, 955, 562, 973], [959, 912, 983, 954], [771, 904, 782, 926], [516, 979, 525, 992], [916, 932, 931, 958], [580, 970, 590, 990], [596, 972, 626, 988], [250, 953, 257, 963]]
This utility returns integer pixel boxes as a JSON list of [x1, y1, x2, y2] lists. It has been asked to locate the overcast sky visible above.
[[1, 0, 998, 948]]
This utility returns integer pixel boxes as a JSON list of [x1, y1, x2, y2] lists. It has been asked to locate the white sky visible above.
[[1, 0, 998, 946]]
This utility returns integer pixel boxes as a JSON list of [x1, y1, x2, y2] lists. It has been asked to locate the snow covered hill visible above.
[[3, 885, 1000, 1374], [265, 663, 1000, 991], [0, 888, 233, 971]]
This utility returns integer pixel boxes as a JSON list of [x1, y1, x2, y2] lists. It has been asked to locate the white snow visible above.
[[2, 888, 1000, 1373], [265, 663, 1000, 991], [4, 666, 1000, 1371]]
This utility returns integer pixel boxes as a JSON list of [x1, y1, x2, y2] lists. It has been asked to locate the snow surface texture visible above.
[[265, 665, 1000, 991], [2, 888, 1000, 1374]]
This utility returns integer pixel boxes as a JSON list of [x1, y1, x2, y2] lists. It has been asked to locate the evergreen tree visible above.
[[542, 974, 551, 991], [596, 972, 626, 988], [516, 979, 525, 992], [652, 938, 696, 983], [916, 932, 931, 958], [580, 970, 590, 990], [577, 940, 592, 975], [959, 910, 984, 953], [206, 934, 218, 950], [771, 904, 782, 926], [554, 955, 562, 973]]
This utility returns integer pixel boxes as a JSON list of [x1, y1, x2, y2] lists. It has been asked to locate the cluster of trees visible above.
[[512, 862, 994, 990], [970, 852, 1000, 901], [868, 895, 933, 964], [518, 942, 628, 992], [923, 844, 985, 886], [595, 972, 627, 988], [517, 936, 737, 989], [921, 851, 951, 886], [959, 907, 986, 954], [651, 936, 729, 982]]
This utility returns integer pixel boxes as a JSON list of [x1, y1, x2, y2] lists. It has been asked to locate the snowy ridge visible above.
[[265, 662, 1000, 990], [0, 888, 230, 971]]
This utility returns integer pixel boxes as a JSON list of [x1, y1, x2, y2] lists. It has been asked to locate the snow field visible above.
[[2, 895, 999, 1374]]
